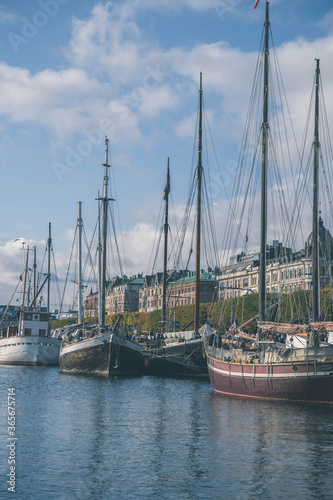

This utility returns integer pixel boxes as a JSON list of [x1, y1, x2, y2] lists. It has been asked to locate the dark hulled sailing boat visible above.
[[205, 2, 333, 403], [59, 138, 143, 376], [143, 80, 209, 377]]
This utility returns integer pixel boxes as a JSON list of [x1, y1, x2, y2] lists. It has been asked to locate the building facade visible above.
[[218, 219, 333, 299], [166, 270, 218, 307], [107, 275, 144, 314], [139, 273, 163, 313], [83, 289, 98, 318]]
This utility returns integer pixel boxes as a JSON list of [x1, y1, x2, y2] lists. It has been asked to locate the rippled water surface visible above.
[[1, 366, 333, 499]]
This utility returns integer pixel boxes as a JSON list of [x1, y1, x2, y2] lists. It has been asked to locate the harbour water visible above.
[[1, 366, 333, 499]]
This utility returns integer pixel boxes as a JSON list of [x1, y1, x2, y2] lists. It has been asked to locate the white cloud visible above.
[[0, 3, 332, 153], [0, 5, 21, 24], [139, 85, 178, 117]]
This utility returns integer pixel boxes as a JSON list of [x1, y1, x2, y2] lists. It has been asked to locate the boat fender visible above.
[[144, 359, 149, 368], [208, 334, 215, 347]]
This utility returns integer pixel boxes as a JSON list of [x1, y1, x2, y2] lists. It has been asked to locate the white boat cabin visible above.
[[18, 311, 50, 337]]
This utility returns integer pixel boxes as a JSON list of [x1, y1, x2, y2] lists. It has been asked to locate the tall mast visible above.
[[19, 245, 29, 335], [21, 246, 29, 311], [97, 191, 102, 324], [77, 202, 83, 324], [259, 1, 270, 322], [195, 72, 203, 332], [100, 137, 111, 327], [162, 158, 170, 334], [33, 246, 37, 302], [47, 223, 51, 312], [312, 58, 320, 321]]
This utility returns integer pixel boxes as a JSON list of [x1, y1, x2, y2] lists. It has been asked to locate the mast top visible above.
[[264, 1, 270, 27], [103, 136, 110, 167]]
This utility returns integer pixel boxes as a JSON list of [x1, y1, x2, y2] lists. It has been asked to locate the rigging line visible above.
[[268, 51, 307, 252], [89, 245, 99, 284], [82, 225, 98, 285], [185, 198, 197, 271], [202, 173, 219, 266], [151, 226, 164, 275], [0, 279, 22, 326], [220, 47, 264, 262], [215, 51, 264, 267], [200, 114, 220, 266], [290, 153, 312, 249], [166, 195, 179, 268], [268, 134, 295, 248], [81, 218, 98, 289], [147, 193, 164, 275], [208, 29, 263, 225], [320, 77, 333, 172], [51, 247, 62, 312], [110, 164, 128, 278], [40, 244, 47, 277], [230, 139, 260, 254], [170, 92, 202, 272], [270, 32, 302, 168], [319, 79, 333, 219], [172, 172, 196, 271], [59, 224, 78, 314], [282, 93, 315, 253], [187, 97, 200, 201], [108, 204, 124, 278], [167, 206, 179, 270]]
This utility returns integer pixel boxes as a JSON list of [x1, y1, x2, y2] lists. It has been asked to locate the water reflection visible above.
[[207, 393, 333, 499], [0, 367, 333, 499]]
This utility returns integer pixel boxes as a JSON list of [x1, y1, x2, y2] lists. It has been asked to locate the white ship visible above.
[[0, 232, 60, 366], [0, 311, 60, 366]]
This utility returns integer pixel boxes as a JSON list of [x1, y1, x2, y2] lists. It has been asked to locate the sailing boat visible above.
[[142, 79, 208, 377], [0, 226, 61, 366], [59, 137, 144, 376], [205, 1, 333, 403]]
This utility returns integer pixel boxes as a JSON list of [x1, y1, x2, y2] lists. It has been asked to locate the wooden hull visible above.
[[143, 339, 208, 378], [59, 332, 143, 376], [206, 353, 333, 404], [0, 336, 61, 366]]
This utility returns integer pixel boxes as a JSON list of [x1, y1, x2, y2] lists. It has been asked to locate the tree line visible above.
[[51, 287, 333, 333]]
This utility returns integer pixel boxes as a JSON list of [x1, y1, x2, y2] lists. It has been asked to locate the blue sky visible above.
[[0, 0, 332, 309]]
